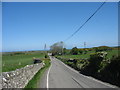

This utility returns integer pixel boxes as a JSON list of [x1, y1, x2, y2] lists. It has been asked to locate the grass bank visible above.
[[25, 58, 51, 88]]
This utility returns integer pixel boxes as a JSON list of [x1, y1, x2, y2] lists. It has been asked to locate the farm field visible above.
[[57, 50, 119, 60], [2, 51, 45, 72]]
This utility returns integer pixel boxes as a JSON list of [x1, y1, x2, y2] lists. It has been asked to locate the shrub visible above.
[[81, 52, 107, 76], [70, 47, 79, 55], [45, 54, 48, 58], [99, 56, 120, 86], [79, 50, 83, 54]]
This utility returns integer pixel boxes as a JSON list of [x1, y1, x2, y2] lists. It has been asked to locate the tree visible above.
[[70, 47, 79, 55], [50, 41, 64, 55]]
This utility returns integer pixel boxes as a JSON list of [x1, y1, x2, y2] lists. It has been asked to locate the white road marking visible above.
[[72, 76, 90, 88], [79, 74, 118, 88], [55, 57, 118, 88], [47, 56, 52, 89]]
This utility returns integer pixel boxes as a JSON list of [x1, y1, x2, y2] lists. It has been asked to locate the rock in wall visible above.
[[1, 63, 44, 88]]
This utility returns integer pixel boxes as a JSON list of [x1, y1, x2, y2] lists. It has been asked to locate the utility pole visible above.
[[44, 44, 46, 51], [84, 42, 86, 49], [44, 44, 47, 54]]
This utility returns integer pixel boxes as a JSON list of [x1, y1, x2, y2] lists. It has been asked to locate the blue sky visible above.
[[2, 2, 118, 52]]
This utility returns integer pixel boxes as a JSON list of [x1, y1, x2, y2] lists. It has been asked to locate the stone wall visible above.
[[1, 63, 44, 88]]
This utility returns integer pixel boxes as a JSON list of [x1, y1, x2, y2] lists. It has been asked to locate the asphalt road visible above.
[[40, 56, 119, 89]]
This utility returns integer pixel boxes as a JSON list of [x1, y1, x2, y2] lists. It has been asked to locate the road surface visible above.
[[40, 56, 118, 89]]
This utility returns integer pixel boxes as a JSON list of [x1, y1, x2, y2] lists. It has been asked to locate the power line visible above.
[[64, 1, 107, 42]]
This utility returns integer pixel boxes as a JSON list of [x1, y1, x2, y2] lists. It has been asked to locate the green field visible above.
[[2, 51, 45, 72], [57, 50, 119, 60], [106, 50, 119, 58]]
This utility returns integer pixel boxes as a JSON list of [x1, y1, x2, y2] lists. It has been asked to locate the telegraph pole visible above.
[[44, 44, 47, 54], [44, 44, 46, 51], [84, 42, 86, 49]]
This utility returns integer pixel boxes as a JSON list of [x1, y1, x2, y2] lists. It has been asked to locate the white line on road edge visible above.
[[47, 57, 52, 90], [55, 57, 118, 88]]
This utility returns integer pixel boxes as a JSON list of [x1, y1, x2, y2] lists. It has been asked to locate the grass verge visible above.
[[24, 58, 51, 88]]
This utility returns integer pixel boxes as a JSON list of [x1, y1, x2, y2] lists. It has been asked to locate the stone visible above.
[[1, 63, 43, 88]]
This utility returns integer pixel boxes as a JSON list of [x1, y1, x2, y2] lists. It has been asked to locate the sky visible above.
[[2, 2, 118, 52], [0, 2, 2, 52]]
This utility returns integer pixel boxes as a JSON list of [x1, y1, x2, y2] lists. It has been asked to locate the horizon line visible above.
[[1, 45, 119, 53]]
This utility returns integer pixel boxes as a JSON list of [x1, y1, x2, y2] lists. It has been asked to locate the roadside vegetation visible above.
[[25, 58, 51, 88], [2, 51, 46, 72], [50, 43, 120, 87]]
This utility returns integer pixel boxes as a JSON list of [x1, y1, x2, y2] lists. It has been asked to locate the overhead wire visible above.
[[64, 1, 107, 42]]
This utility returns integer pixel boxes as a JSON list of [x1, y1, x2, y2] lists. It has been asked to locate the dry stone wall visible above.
[[1, 63, 44, 88]]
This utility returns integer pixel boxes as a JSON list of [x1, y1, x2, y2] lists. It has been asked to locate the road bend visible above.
[[40, 56, 118, 89]]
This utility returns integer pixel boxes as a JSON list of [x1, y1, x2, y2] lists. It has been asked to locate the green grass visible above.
[[57, 50, 119, 60], [24, 59, 51, 88], [106, 50, 119, 58], [57, 51, 94, 59], [2, 51, 45, 72]]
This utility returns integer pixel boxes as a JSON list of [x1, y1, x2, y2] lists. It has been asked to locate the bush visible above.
[[84, 50, 87, 54], [45, 54, 48, 58], [70, 47, 79, 55], [77, 59, 89, 71], [66, 59, 78, 70], [81, 52, 107, 76], [79, 50, 83, 54], [99, 56, 120, 86]]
